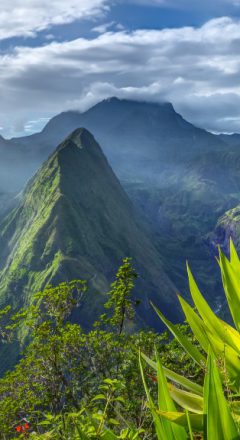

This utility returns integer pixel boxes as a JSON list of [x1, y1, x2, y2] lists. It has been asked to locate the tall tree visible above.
[[104, 258, 138, 334]]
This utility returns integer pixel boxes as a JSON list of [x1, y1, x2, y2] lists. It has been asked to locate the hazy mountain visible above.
[[218, 133, 240, 147], [10, 97, 227, 188], [5, 97, 240, 305], [0, 135, 40, 193], [0, 128, 180, 332]]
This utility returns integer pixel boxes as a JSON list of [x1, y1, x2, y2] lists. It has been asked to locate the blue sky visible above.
[[1, 0, 240, 137]]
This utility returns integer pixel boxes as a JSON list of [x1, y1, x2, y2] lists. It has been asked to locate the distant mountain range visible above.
[[217, 133, 240, 147], [4, 97, 231, 191], [1, 97, 240, 323]]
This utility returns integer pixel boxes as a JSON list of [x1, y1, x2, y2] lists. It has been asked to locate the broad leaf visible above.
[[168, 383, 204, 414]]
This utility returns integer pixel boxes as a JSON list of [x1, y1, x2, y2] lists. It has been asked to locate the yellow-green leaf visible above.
[[219, 249, 240, 332], [168, 383, 204, 414], [156, 411, 203, 432], [177, 295, 209, 353], [187, 263, 240, 353], [141, 352, 203, 396]]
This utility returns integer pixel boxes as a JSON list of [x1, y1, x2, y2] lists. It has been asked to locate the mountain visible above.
[[218, 133, 240, 147], [10, 97, 227, 188], [6, 97, 240, 307], [0, 135, 40, 193], [0, 128, 179, 332], [207, 203, 240, 256]]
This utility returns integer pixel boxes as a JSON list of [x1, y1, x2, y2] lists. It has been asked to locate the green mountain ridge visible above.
[[3, 98, 240, 311], [0, 128, 179, 331]]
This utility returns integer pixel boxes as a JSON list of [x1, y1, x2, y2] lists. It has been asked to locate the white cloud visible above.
[[24, 117, 50, 132], [0, 0, 109, 40], [92, 21, 116, 34], [2, 17, 240, 136]]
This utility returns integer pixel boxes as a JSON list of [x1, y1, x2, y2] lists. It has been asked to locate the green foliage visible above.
[[0, 258, 199, 439], [3, 239, 240, 438], [101, 258, 138, 334], [140, 239, 240, 438], [0, 127, 179, 353]]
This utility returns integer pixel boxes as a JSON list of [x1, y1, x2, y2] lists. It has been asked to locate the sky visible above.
[[2, 0, 240, 137]]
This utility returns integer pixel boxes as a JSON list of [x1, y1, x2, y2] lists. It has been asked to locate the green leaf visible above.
[[219, 249, 240, 332], [155, 350, 187, 439], [74, 423, 90, 440], [151, 302, 205, 366], [229, 238, 240, 273], [91, 394, 107, 401], [177, 294, 209, 353], [101, 429, 119, 440], [186, 410, 194, 440], [156, 411, 203, 432], [204, 350, 239, 439], [139, 351, 166, 439], [168, 384, 203, 414], [141, 352, 203, 395], [108, 418, 120, 425], [115, 396, 125, 404], [204, 328, 240, 391], [187, 263, 240, 353]]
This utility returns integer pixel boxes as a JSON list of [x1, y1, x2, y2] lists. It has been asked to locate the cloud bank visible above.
[[2, 16, 240, 136], [0, 0, 108, 40]]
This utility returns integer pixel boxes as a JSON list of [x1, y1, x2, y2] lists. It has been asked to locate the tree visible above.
[[0, 260, 199, 438], [104, 258, 138, 334]]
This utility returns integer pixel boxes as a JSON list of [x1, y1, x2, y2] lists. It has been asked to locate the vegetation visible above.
[[0, 258, 197, 439], [140, 238, 240, 438], [2, 241, 240, 438], [0, 128, 179, 344]]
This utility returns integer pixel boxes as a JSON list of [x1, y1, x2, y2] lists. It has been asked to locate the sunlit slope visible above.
[[0, 128, 179, 328]]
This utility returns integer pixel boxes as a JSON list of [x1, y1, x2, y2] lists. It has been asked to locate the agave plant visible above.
[[140, 239, 240, 439]]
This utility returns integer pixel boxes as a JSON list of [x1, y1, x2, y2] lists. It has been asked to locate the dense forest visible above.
[[1, 243, 240, 439]]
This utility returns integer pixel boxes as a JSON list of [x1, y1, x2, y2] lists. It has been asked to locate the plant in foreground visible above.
[[140, 239, 240, 439]]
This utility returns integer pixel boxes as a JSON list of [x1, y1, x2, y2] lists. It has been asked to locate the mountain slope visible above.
[[207, 204, 240, 256], [0, 135, 39, 193], [218, 133, 240, 147], [0, 128, 179, 330], [7, 98, 240, 308]]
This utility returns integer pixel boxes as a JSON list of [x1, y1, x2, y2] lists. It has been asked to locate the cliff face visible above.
[[206, 206, 240, 257]]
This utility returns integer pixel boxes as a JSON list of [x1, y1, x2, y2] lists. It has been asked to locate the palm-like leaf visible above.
[[141, 241, 240, 438]]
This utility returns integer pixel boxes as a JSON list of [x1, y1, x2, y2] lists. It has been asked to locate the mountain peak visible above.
[[58, 127, 97, 152], [0, 128, 179, 334], [100, 96, 174, 109]]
